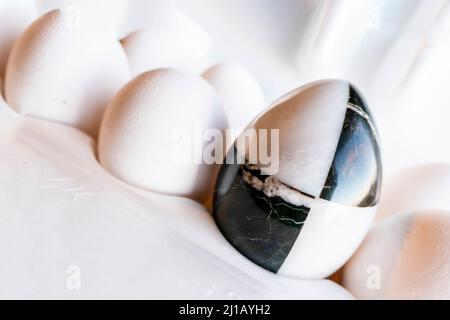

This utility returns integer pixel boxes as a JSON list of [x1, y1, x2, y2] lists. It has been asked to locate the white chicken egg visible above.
[[4, 9, 130, 137], [343, 210, 450, 299], [0, 0, 37, 78], [121, 9, 211, 76], [376, 163, 450, 222], [202, 63, 265, 143], [98, 68, 227, 203], [36, 0, 128, 38]]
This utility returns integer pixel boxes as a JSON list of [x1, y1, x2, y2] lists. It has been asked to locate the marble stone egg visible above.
[[213, 80, 382, 279]]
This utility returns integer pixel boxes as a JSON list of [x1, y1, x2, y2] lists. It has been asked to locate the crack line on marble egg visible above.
[[272, 202, 307, 225], [255, 195, 306, 226], [242, 170, 314, 208], [239, 169, 310, 234], [255, 195, 274, 228]]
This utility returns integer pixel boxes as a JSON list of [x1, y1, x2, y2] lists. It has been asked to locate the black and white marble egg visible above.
[[213, 80, 382, 279]]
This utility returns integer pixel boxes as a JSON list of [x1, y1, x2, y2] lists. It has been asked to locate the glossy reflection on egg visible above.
[[213, 80, 382, 279]]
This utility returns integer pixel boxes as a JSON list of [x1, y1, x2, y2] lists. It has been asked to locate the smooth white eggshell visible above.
[[36, 0, 128, 38], [376, 163, 450, 222], [121, 0, 170, 34], [0, 79, 18, 134], [98, 68, 227, 203], [279, 200, 377, 280], [202, 63, 265, 142], [4, 10, 130, 137], [121, 9, 211, 76], [343, 210, 450, 299], [0, 0, 37, 77]]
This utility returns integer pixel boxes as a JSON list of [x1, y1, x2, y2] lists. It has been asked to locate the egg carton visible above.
[[1, 0, 450, 300]]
